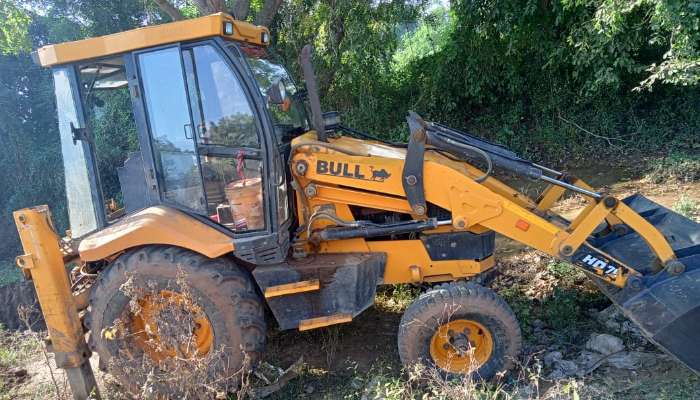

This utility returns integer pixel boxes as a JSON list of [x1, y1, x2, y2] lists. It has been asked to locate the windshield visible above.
[[234, 44, 309, 141]]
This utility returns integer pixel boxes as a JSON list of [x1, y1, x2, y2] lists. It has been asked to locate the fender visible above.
[[78, 206, 235, 262]]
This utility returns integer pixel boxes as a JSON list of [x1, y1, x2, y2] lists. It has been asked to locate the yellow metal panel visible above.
[[536, 185, 567, 212], [264, 279, 320, 298], [78, 206, 234, 261], [326, 239, 493, 285], [36, 13, 270, 67], [314, 185, 413, 214], [298, 313, 353, 331]]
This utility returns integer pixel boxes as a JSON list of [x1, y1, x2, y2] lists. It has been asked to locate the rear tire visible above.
[[397, 282, 521, 379], [87, 246, 266, 396]]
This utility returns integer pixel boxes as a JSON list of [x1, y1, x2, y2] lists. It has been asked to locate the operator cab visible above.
[[39, 14, 307, 263]]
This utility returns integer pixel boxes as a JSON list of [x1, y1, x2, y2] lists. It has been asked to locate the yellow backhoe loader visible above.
[[14, 13, 699, 399]]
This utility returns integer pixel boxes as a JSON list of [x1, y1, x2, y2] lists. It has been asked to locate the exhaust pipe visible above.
[[299, 45, 327, 142]]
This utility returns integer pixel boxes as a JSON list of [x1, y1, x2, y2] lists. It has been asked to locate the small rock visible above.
[[543, 351, 562, 367], [576, 351, 600, 369], [595, 305, 620, 324], [603, 319, 622, 332], [585, 333, 624, 356], [304, 384, 315, 394], [549, 359, 579, 379], [10, 367, 27, 378], [607, 351, 658, 370]]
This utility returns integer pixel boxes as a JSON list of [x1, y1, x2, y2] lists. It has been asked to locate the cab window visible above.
[[183, 44, 265, 232], [190, 45, 259, 149]]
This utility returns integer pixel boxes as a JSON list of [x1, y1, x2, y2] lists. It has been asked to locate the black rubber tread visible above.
[[86, 245, 266, 393], [398, 281, 522, 379]]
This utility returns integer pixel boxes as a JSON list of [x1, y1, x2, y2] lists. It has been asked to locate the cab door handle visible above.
[[183, 123, 194, 140]]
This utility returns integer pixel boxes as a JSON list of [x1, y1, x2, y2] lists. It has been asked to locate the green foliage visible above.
[[0, 0, 31, 55], [391, 5, 454, 72], [375, 284, 421, 312], [499, 285, 535, 337], [268, 0, 700, 169], [648, 151, 700, 183], [0, 51, 68, 271], [89, 89, 140, 204], [548, 260, 585, 287]]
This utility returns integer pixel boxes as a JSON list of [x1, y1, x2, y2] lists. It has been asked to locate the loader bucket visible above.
[[589, 194, 700, 374]]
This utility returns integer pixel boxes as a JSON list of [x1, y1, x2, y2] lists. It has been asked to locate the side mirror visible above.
[[267, 79, 286, 105]]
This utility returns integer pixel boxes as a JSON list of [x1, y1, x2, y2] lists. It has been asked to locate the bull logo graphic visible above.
[[369, 167, 391, 181]]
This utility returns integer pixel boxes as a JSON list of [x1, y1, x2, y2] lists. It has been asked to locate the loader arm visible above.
[[290, 133, 676, 288]]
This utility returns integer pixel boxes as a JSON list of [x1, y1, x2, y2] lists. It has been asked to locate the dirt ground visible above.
[[2, 164, 699, 399]]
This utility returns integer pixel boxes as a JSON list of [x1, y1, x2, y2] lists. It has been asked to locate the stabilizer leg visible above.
[[14, 206, 100, 400]]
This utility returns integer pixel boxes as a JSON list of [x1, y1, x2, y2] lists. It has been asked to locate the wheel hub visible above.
[[429, 319, 493, 373], [130, 290, 213, 362]]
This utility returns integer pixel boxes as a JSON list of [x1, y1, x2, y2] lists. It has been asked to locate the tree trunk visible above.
[[153, 0, 183, 20], [191, 0, 227, 14], [255, 0, 283, 26], [231, 0, 251, 20]]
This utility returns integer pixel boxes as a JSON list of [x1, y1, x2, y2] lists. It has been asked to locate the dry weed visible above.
[[103, 268, 254, 399]]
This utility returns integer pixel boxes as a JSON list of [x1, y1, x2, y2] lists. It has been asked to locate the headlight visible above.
[[223, 21, 234, 36]]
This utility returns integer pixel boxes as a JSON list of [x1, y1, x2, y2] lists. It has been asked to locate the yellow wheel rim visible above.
[[429, 319, 494, 373], [130, 290, 213, 362]]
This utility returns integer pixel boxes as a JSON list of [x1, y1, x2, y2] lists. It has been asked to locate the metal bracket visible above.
[[69, 122, 91, 145], [402, 111, 428, 216], [15, 254, 35, 270]]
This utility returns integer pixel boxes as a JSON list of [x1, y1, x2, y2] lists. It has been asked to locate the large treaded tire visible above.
[[398, 282, 521, 379], [87, 246, 266, 394]]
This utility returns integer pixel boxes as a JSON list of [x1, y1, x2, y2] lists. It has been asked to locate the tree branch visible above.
[[231, 0, 251, 20], [209, 0, 226, 13], [558, 113, 626, 148], [153, 0, 183, 21], [255, 0, 283, 26], [191, 0, 213, 14]]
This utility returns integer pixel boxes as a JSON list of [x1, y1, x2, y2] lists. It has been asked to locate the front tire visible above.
[[397, 282, 521, 379], [87, 246, 266, 396]]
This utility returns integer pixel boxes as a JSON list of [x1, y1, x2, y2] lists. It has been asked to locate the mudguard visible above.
[[78, 206, 235, 261]]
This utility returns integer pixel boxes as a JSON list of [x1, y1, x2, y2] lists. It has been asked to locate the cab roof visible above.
[[34, 13, 270, 67]]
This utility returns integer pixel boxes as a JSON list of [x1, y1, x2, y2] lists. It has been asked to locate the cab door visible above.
[[182, 43, 267, 233], [135, 43, 269, 234], [136, 46, 206, 213]]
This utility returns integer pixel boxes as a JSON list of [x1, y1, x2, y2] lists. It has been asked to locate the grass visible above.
[[0, 325, 42, 399], [498, 259, 609, 343], [375, 284, 422, 313], [673, 196, 699, 221]]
